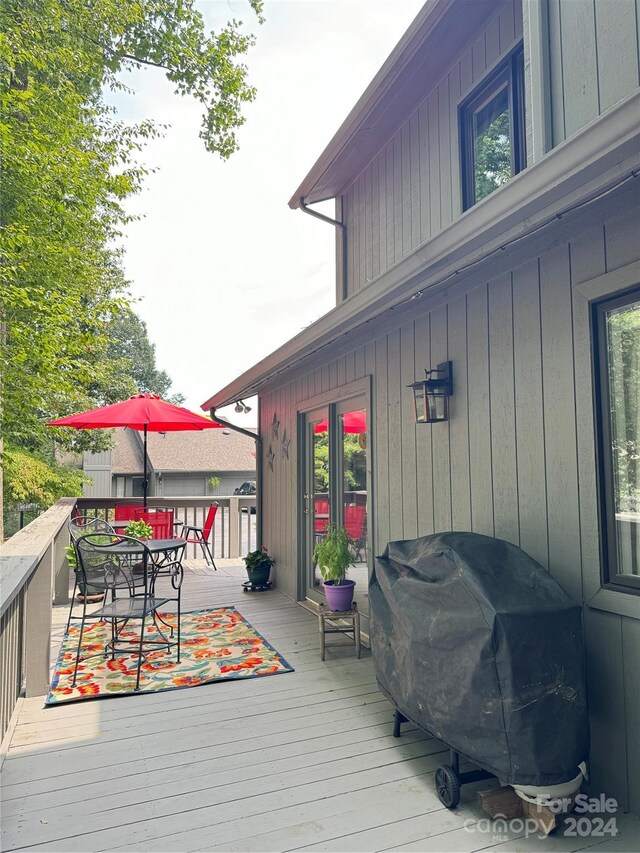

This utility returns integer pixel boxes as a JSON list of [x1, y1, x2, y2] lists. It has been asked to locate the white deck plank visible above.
[[2, 564, 639, 853]]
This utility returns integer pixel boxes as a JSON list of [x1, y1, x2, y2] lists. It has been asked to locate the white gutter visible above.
[[202, 91, 640, 412]]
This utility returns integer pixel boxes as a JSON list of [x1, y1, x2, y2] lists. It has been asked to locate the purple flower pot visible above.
[[323, 579, 356, 611]]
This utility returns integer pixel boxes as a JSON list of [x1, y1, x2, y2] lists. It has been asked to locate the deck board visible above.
[[2, 563, 639, 852]]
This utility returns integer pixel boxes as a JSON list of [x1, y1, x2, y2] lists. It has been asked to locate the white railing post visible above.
[[24, 545, 53, 698], [229, 497, 240, 558], [53, 527, 70, 605]]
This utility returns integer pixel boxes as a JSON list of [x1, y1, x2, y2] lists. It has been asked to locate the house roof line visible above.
[[202, 91, 639, 412], [288, 0, 491, 209], [111, 427, 257, 475]]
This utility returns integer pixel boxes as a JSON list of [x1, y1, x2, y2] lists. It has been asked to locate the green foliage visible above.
[[243, 546, 274, 571], [124, 519, 154, 539], [2, 443, 89, 537], [343, 435, 366, 490], [313, 524, 355, 585], [474, 110, 512, 203], [313, 433, 365, 492], [314, 434, 329, 492], [104, 308, 185, 404], [208, 475, 221, 489], [1, 0, 261, 454], [607, 303, 639, 512], [65, 543, 77, 569], [3, 445, 88, 507]]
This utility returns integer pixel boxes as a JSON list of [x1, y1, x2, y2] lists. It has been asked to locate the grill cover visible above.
[[370, 532, 589, 786]]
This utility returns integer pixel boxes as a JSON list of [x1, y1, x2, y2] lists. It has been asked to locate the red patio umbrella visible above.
[[48, 393, 224, 506], [314, 410, 366, 434]]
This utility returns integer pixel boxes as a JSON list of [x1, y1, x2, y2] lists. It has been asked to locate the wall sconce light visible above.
[[409, 361, 453, 423], [234, 400, 252, 414]]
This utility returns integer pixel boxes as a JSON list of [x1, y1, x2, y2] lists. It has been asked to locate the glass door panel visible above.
[[339, 406, 368, 613], [307, 410, 330, 596], [301, 398, 370, 608]]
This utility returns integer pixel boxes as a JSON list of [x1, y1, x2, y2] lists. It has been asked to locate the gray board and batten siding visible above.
[[260, 193, 640, 813], [81, 450, 112, 498], [340, 0, 640, 299], [255, 0, 640, 819]]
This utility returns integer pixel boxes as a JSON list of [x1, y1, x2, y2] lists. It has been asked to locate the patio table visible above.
[[107, 537, 186, 568]]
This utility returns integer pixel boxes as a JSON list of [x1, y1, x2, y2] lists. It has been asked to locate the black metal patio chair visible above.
[[66, 515, 116, 631], [73, 533, 183, 691]]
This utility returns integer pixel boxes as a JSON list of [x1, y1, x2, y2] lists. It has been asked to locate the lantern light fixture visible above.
[[409, 361, 453, 423]]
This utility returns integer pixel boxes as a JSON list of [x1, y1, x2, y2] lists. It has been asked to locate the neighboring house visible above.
[[202, 0, 640, 814], [83, 427, 256, 498]]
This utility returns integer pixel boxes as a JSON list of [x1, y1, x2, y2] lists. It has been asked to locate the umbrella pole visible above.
[[143, 425, 148, 508]]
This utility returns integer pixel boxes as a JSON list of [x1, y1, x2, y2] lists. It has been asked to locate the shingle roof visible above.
[[111, 429, 146, 474], [111, 427, 257, 474]]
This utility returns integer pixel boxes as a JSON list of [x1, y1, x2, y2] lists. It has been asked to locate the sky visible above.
[[108, 0, 425, 424]]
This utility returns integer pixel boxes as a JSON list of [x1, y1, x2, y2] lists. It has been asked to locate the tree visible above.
[[607, 303, 639, 512], [313, 433, 366, 494], [104, 308, 185, 405], [474, 110, 512, 203], [2, 305, 185, 535], [1, 0, 263, 535], [1, 0, 262, 445], [3, 446, 88, 537]]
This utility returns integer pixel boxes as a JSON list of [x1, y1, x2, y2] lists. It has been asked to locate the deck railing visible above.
[[0, 495, 256, 746], [0, 499, 75, 746], [76, 496, 257, 560]]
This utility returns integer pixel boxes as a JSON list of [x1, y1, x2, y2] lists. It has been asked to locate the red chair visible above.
[[114, 504, 143, 521], [314, 499, 329, 535], [344, 504, 367, 560], [181, 504, 218, 568], [135, 510, 174, 540]]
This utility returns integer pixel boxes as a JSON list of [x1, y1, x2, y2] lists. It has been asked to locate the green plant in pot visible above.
[[243, 546, 275, 587], [313, 524, 356, 611], [66, 542, 105, 602], [124, 519, 154, 540]]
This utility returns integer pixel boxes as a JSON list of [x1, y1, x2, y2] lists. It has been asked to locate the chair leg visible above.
[[66, 573, 79, 633], [71, 599, 87, 687], [199, 539, 217, 570], [134, 616, 145, 692], [176, 591, 181, 664]]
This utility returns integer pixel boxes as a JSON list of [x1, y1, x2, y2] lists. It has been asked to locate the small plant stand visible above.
[[318, 602, 361, 660]]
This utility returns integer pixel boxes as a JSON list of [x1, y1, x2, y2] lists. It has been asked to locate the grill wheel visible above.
[[435, 764, 461, 808]]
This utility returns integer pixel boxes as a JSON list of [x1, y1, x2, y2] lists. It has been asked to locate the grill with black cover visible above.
[[370, 532, 589, 807]]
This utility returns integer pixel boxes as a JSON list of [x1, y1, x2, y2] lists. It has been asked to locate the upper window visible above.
[[460, 46, 526, 210], [594, 288, 640, 592]]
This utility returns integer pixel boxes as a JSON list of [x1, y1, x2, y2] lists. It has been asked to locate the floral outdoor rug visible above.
[[46, 607, 294, 705]]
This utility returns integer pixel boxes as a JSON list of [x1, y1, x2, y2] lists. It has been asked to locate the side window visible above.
[[460, 45, 526, 210], [594, 288, 640, 592]]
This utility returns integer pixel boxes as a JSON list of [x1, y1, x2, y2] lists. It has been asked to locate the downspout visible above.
[[210, 405, 263, 547], [299, 196, 348, 301]]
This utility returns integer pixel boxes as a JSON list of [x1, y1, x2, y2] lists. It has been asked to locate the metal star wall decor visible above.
[[267, 444, 275, 471], [271, 412, 280, 439], [281, 429, 290, 460]]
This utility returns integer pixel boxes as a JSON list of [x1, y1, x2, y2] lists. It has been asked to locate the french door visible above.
[[301, 395, 369, 612]]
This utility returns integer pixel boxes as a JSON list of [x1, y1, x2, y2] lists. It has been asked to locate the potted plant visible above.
[[66, 542, 105, 602], [313, 524, 356, 611], [124, 519, 154, 540], [243, 546, 275, 586]]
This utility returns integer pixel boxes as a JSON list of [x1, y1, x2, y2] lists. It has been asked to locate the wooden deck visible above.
[[1, 563, 639, 852]]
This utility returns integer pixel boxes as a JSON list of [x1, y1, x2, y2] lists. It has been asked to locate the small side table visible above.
[[319, 602, 361, 660]]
